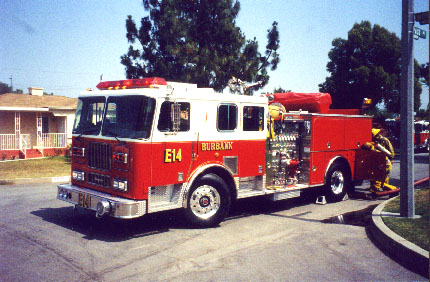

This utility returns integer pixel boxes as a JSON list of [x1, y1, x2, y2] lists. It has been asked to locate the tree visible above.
[[272, 87, 291, 93], [319, 21, 422, 112], [384, 60, 423, 113], [416, 105, 429, 120], [121, 0, 280, 92], [0, 82, 12, 94], [420, 62, 429, 87]]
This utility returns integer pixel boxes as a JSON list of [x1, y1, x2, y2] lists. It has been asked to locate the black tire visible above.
[[185, 173, 231, 227], [324, 162, 351, 202]]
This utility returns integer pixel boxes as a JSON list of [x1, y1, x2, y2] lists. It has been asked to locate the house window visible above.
[[157, 101, 190, 132], [217, 104, 237, 131], [243, 106, 264, 131], [42, 116, 49, 133]]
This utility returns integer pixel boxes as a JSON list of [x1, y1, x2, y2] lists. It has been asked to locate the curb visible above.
[[368, 197, 429, 278], [0, 176, 70, 185]]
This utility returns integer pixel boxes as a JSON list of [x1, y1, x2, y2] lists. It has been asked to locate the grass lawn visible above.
[[0, 156, 71, 180], [383, 188, 429, 251]]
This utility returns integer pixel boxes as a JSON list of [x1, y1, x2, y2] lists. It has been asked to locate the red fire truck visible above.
[[57, 77, 384, 226], [414, 120, 429, 152]]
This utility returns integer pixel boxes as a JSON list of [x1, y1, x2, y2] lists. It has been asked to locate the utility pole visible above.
[[400, 0, 414, 218], [9, 75, 13, 92]]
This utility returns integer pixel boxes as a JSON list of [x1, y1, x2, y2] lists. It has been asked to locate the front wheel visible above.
[[185, 174, 231, 227], [324, 163, 351, 202]]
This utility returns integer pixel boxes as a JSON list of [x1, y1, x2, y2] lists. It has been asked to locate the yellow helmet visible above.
[[372, 128, 381, 137]]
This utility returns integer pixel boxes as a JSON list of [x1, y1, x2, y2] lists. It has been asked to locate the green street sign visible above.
[[414, 26, 426, 40]]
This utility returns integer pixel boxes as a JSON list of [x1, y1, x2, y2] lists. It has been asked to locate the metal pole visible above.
[[400, 0, 415, 218]]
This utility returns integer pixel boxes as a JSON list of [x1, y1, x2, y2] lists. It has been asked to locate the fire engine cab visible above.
[[57, 77, 383, 227], [414, 120, 429, 152]]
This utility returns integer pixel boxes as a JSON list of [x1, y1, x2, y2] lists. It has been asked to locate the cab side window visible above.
[[218, 104, 237, 131], [243, 106, 264, 131], [157, 101, 190, 132]]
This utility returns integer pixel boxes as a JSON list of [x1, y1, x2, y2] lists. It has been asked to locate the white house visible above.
[[0, 89, 77, 159]]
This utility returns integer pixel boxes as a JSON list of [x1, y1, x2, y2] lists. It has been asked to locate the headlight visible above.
[[72, 170, 85, 181], [113, 178, 128, 192]]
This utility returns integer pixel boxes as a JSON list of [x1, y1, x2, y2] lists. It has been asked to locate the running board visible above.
[[268, 190, 301, 201]]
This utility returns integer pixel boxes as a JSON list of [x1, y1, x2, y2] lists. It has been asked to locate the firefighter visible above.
[[363, 128, 397, 193]]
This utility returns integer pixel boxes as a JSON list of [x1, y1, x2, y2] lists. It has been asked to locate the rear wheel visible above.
[[324, 163, 351, 202], [185, 173, 231, 227]]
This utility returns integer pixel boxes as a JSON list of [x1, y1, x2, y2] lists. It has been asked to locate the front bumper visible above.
[[57, 183, 147, 219]]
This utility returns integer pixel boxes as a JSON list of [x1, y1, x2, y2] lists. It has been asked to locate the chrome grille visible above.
[[88, 172, 111, 188], [88, 142, 111, 171]]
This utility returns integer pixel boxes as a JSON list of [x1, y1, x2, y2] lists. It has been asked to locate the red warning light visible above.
[[96, 77, 167, 90]]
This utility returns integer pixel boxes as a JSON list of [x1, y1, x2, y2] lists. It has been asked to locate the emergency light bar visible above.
[[96, 77, 167, 90]]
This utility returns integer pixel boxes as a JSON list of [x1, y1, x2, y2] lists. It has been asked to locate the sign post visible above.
[[400, 0, 415, 218]]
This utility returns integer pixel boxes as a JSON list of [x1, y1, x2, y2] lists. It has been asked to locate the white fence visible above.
[[0, 134, 32, 150], [0, 133, 66, 150], [41, 133, 67, 148], [0, 134, 16, 150]]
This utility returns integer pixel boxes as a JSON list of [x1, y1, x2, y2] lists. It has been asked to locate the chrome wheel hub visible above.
[[190, 185, 220, 219], [330, 171, 344, 195]]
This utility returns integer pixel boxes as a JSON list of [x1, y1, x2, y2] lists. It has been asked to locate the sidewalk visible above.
[[368, 197, 429, 278], [0, 176, 70, 185]]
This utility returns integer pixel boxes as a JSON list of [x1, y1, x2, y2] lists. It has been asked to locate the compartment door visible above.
[[354, 149, 386, 180]]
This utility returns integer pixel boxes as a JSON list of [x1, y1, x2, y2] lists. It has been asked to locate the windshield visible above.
[[73, 97, 106, 135], [415, 122, 429, 133], [101, 95, 156, 139]]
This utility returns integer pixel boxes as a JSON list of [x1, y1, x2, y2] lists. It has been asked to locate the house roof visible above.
[[0, 93, 78, 111]]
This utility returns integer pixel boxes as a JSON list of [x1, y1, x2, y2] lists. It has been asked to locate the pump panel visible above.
[[265, 119, 305, 188]]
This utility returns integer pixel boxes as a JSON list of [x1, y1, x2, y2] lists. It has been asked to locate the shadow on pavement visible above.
[[32, 188, 327, 242], [227, 187, 323, 222], [33, 186, 385, 242], [31, 207, 187, 242]]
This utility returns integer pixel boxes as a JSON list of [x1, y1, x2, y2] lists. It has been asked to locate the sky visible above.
[[0, 0, 429, 109]]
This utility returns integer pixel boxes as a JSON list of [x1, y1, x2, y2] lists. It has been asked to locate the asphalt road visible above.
[[0, 153, 428, 282]]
